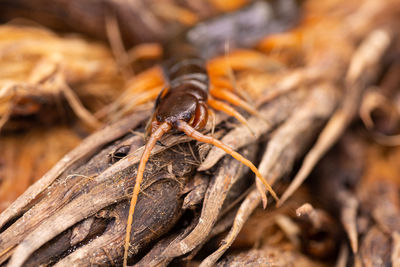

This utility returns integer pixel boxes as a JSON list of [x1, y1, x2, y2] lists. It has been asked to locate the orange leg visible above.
[[112, 86, 163, 121], [123, 86, 163, 108], [209, 0, 248, 12], [257, 31, 303, 52], [127, 43, 163, 64], [207, 49, 282, 76], [208, 108, 216, 135], [97, 67, 165, 120], [209, 73, 254, 103], [207, 98, 254, 135], [123, 122, 172, 267], [176, 120, 278, 205], [210, 86, 259, 116], [125, 66, 165, 95], [209, 77, 234, 91]]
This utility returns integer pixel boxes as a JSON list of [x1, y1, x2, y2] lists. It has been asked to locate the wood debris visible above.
[[0, 0, 399, 266]]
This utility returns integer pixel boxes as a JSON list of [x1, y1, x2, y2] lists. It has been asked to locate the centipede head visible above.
[[146, 85, 208, 136]]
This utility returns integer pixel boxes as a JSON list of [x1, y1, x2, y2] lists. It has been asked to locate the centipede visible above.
[[123, 48, 279, 266], [122, 1, 300, 265], [123, 31, 272, 267]]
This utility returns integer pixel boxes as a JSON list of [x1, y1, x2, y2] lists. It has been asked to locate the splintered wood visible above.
[[1, 0, 400, 266]]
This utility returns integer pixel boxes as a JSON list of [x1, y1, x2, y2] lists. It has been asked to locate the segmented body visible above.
[[155, 53, 209, 129]]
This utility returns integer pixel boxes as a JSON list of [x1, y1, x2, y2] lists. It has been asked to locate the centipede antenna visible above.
[[207, 98, 255, 136], [176, 120, 278, 203], [123, 122, 171, 267]]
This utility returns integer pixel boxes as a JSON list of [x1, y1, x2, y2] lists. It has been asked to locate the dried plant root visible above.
[[200, 187, 260, 267], [279, 28, 393, 206], [360, 89, 400, 146]]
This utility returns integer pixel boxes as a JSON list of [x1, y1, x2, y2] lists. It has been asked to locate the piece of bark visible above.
[[55, 177, 184, 266], [216, 246, 327, 267], [339, 191, 359, 253], [392, 232, 400, 267], [296, 206, 340, 259], [134, 212, 201, 267], [182, 173, 209, 210], [358, 227, 391, 267]]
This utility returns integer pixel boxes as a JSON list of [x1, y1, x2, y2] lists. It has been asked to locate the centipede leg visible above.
[[207, 49, 282, 76], [207, 98, 255, 135], [125, 66, 165, 95], [96, 66, 165, 120], [209, 77, 234, 91], [210, 86, 259, 116], [208, 108, 216, 135], [116, 86, 163, 119], [123, 122, 171, 267], [210, 66, 255, 102], [176, 120, 278, 207], [257, 31, 303, 52], [127, 43, 163, 64]]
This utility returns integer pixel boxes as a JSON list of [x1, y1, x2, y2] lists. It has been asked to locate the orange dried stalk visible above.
[[0, 25, 122, 131]]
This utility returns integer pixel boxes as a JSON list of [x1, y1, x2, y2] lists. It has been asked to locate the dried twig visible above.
[[279, 28, 393, 206]]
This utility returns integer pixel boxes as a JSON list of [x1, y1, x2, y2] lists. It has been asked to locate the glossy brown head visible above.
[[147, 84, 209, 135]]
